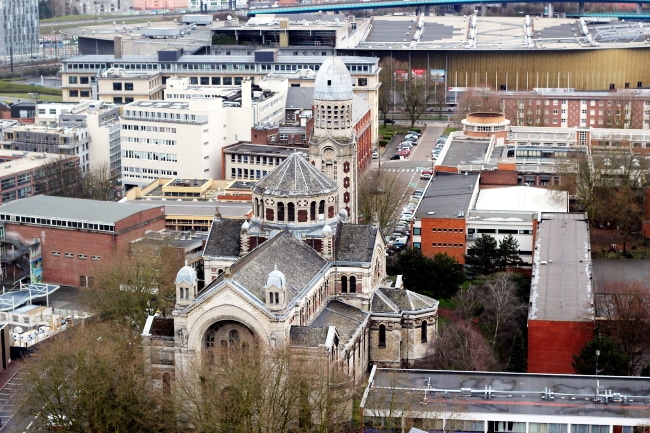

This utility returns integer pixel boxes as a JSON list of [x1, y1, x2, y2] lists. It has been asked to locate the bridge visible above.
[[248, 0, 650, 18]]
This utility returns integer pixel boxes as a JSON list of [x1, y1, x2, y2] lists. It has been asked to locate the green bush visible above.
[[379, 139, 389, 147], [409, 128, 422, 133]]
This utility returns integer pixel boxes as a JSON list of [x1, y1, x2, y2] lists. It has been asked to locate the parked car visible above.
[[420, 172, 432, 180], [412, 189, 424, 197], [371, 150, 379, 159], [385, 118, 396, 124], [390, 153, 402, 160], [407, 130, 421, 137], [404, 133, 419, 142], [399, 148, 411, 157]]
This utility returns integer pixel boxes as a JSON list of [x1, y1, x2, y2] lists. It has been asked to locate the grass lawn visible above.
[[0, 93, 63, 102]]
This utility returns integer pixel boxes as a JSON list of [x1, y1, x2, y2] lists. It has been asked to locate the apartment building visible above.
[[0, 124, 90, 173], [96, 69, 165, 103], [223, 143, 297, 182], [120, 96, 253, 188], [0, 0, 39, 60], [500, 88, 650, 130]]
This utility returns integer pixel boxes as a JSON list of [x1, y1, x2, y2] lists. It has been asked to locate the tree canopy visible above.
[[572, 334, 629, 376], [387, 249, 463, 300], [465, 234, 522, 276]]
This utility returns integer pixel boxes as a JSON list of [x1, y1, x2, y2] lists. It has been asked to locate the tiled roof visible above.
[[149, 317, 175, 337], [290, 326, 329, 347], [203, 218, 242, 258], [310, 299, 367, 345], [371, 288, 438, 314], [335, 224, 377, 263], [252, 152, 338, 197], [230, 231, 329, 302]]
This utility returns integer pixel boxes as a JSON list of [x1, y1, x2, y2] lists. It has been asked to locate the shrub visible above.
[[379, 139, 389, 147]]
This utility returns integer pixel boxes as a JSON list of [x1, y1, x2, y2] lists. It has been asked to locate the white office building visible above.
[[0, 0, 39, 60]]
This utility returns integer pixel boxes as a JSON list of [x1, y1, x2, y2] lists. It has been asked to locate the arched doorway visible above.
[[204, 320, 257, 363]]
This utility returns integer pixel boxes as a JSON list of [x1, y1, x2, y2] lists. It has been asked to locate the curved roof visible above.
[[252, 152, 338, 197], [175, 265, 197, 285], [314, 56, 353, 101]]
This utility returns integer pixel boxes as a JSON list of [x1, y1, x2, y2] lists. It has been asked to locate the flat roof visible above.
[[440, 137, 491, 168], [223, 143, 303, 156], [0, 196, 161, 224], [474, 186, 568, 213], [0, 150, 76, 175], [415, 172, 479, 219], [362, 368, 650, 421], [128, 199, 250, 219], [529, 213, 593, 322]]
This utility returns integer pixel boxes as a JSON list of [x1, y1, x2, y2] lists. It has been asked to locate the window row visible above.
[[432, 243, 464, 248], [51, 251, 100, 260], [431, 227, 464, 233], [122, 166, 178, 176], [230, 154, 286, 165], [0, 215, 114, 232], [122, 124, 177, 134], [122, 136, 176, 146], [122, 150, 178, 162]]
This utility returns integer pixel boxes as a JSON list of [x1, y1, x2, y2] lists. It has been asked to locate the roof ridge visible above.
[[375, 288, 400, 313]]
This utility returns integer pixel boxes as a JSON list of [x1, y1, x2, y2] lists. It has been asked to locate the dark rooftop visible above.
[[415, 172, 479, 220], [335, 224, 377, 263], [310, 299, 367, 345]]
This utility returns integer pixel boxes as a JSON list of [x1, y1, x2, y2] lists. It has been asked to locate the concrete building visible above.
[[223, 143, 300, 182], [119, 93, 253, 188], [528, 213, 594, 374], [361, 367, 650, 432], [0, 0, 39, 60], [0, 196, 166, 287], [95, 68, 165, 104], [0, 150, 80, 205], [0, 124, 91, 174]]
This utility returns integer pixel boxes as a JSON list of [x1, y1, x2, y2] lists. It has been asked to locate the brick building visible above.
[[0, 196, 166, 287]]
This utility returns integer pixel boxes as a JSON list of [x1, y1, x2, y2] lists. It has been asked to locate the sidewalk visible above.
[[0, 359, 24, 391]]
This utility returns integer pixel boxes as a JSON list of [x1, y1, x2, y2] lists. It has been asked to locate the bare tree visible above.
[[175, 345, 352, 433], [80, 162, 120, 201], [399, 74, 438, 128], [33, 156, 83, 197], [82, 247, 178, 331], [420, 322, 499, 371], [378, 57, 408, 125], [17, 321, 172, 433], [357, 169, 403, 232], [454, 86, 501, 120], [477, 273, 527, 346], [594, 282, 650, 374]]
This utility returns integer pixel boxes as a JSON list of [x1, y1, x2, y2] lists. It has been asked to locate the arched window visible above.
[[277, 202, 285, 222], [421, 321, 428, 343], [229, 329, 240, 345], [378, 324, 386, 347], [341, 276, 348, 293], [318, 200, 325, 215], [162, 372, 171, 395], [349, 276, 357, 293], [310, 201, 316, 221], [254, 198, 259, 217], [288, 202, 295, 222]]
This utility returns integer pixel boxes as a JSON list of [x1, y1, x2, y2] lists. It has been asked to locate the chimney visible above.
[[114, 36, 123, 59]]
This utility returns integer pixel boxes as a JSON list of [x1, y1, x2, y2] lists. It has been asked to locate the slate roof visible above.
[[149, 316, 175, 337], [203, 218, 243, 258], [286, 86, 315, 110], [335, 224, 377, 263], [310, 299, 368, 345], [290, 326, 329, 347], [252, 152, 338, 197], [371, 288, 438, 314], [230, 231, 329, 302]]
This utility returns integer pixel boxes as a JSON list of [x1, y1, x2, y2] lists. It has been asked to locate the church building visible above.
[[141, 57, 438, 392]]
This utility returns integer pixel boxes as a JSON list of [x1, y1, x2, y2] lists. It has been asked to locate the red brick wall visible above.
[[6, 207, 165, 286], [528, 320, 594, 374], [419, 217, 467, 264], [479, 170, 518, 186], [643, 188, 650, 240]]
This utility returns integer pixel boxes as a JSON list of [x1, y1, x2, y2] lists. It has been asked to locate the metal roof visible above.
[[0, 283, 60, 312], [0, 196, 161, 225]]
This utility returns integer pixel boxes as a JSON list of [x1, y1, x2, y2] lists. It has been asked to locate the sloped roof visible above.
[[371, 288, 438, 314], [203, 218, 242, 258], [286, 86, 315, 110], [230, 231, 329, 302], [290, 326, 329, 347], [252, 152, 338, 197], [310, 299, 367, 345], [335, 224, 377, 263]]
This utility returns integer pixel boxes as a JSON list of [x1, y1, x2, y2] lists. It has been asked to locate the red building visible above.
[[0, 196, 166, 287], [527, 213, 594, 374]]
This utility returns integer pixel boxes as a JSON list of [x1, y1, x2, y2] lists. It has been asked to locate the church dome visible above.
[[314, 56, 353, 101], [252, 152, 338, 197], [322, 224, 332, 238], [266, 265, 286, 289], [175, 265, 197, 285]]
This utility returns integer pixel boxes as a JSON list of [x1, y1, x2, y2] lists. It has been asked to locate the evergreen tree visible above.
[[497, 234, 523, 270], [505, 329, 527, 372], [572, 334, 629, 376], [465, 234, 499, 275]]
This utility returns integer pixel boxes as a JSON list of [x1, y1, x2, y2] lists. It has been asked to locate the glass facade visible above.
[[0, 0, 40, 58]]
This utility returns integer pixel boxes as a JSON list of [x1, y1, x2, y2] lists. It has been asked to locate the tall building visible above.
[[0, 0, 39, 60]]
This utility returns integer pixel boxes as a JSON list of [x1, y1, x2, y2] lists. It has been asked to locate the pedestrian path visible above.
[[381, 168, 418, 173]]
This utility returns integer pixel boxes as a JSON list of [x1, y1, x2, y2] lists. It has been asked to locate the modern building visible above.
[[119, 93, 253, 188], [95, 68, 165, 103], [528, 213, 594, 374], [0, 124, 91, 174], [223, 143, 301, 182], [0, 0, 39, 60], [361, 367, 650, 433], [0, 196, 166, 287]]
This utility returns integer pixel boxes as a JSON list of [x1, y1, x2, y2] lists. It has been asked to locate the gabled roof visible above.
[[286, 86, 315, 110], [335, 223, 377, 263], [229, 231, 329, 302], [203, 218, 242, 258], [310, 299, 368, 345], [371, 288, 438, 314], [252, 152, 338, 197], [290, 326, 329, 347]]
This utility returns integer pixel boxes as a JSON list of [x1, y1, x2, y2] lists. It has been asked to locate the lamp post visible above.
[[595, 349, 601, 401]]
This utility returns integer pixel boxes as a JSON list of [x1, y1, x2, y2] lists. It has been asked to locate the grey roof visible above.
[[440, 136, 491, 168], [371, 288, 439, 314], [289, 326, 329, 347], [415, 172, 479, 220], [203, 218, 243, 258], [0, 195, 161, 224], [529, 213, 593, 322], [223, 143, 298, 157], [286, 86, 315, 110], [310, 299, 367, 345], [230, 231, 329, 302], [252, 152, 338, 197], [335, 224, 377, 263], [363, 368, 650, 420]]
